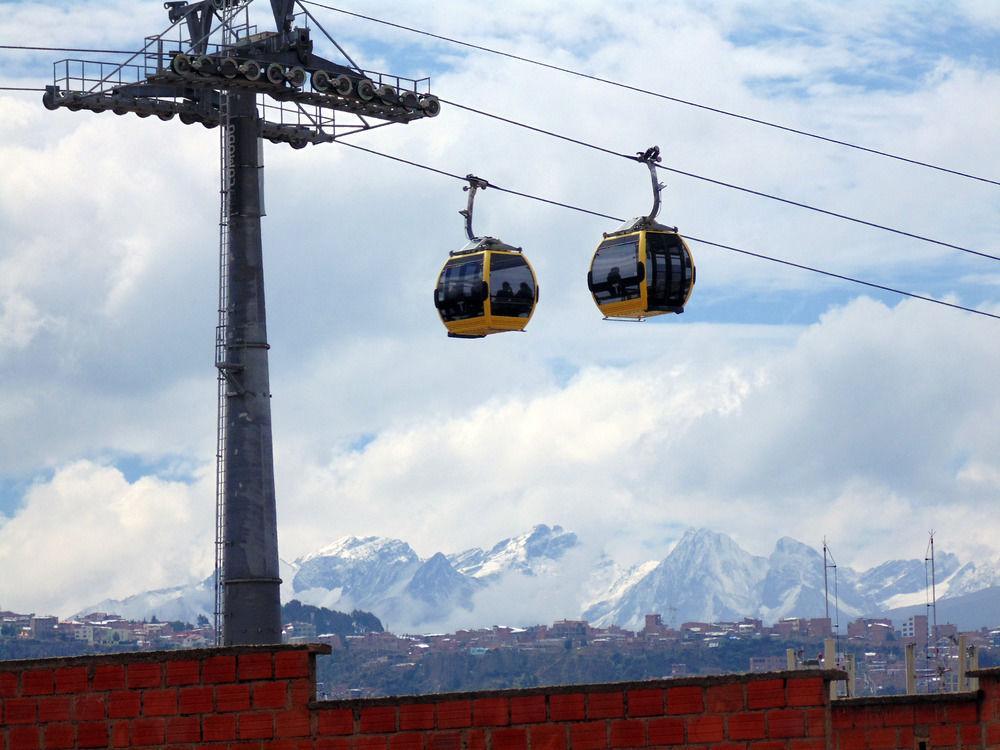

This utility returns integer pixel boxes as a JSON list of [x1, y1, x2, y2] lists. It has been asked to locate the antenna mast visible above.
[[43, 0, 439, 646]]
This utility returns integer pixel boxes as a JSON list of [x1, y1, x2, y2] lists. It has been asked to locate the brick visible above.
[[274, 651, 311, 679], [610, 720, 644, 748], [275, 708, 312, 738], [437, 700, 471, 729], [466, 728, 487, 750], [107, 691, 141, 719], [127, 663, 162, 690], [706, 683, 744, 713], [830, 708, 852, 730], [74, 695, 105, 722], [165, 715, 200, 743], [747, 680, 785, 710], [317, 708, 354, 735], [569, 722, 606, 750], [530, 724, 567, 750], [43, 723, 76, 750], [9, 727, 40, 750], [21, 671, 53, 697], [569, 721, 608, 750], [914, 703, 947, 724], [687, 715, 724, 743], [37, 696, 72, 723], [588, 693, 624, 720], [165, 660, 200, 687], [803, 708, 825, 738], [267, 741, 314, 750], [878, 704, 914, 727], [837, 728, 866, 750], [240, 712, 275, 740], [254, 681, 289, 711], [728, 712, 765, 740], [76, 722, 108, 749], [627, 688, 664, 717], [896, 727, 914, 749], [53, 668, 88, 694], [110, 721, 130, 749], [203, 655, 237, 684], [355, 737, 389, 750], [930, 724, 958, 746], [551, 694, 586, 721], [494, 728, 528, 750], [142, 688, 177, 717], [665, 686, 703, 715], [361, 706, 398, 733], [399, 704, 435, 731], [178, 685, 214, 714], [786, 678, 824, 707], [0, 673, 17, 699], [428, 733, 460, 750], [131, 718, 165, 746], [92, 665, 126, 692], [317, 740, 351, 750], [511, 695, 546, 725], [473, 697, 509, 727], [647, 717, 685, 745], [790, 741, 825, 750], [961, 723, 981, 745], [751, 743, 787, 750], [204, 713, 238, 742], [988, 722, 1000, 745], [290, 678, 315, 707], [5, 698, 37, 724], [866, 727, 896, 750], [948, 702, 979, 724], [216, 684, 252, 712], [768, 709, 805, 739], [393, 734, 431, 750], [239, 652, 274, 681]]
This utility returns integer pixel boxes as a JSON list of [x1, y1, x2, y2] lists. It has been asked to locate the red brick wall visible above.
[[0, 645, 994, 750]]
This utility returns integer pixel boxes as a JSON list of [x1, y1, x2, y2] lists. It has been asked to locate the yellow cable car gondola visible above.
[[434, 176, 539, 338], [587, 147, 695, 320]]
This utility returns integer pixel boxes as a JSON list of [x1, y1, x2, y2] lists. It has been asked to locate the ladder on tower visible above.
[[213, 3, 239, 647]]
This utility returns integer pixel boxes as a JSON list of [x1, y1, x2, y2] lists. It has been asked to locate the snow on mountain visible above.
[[76, 576, 215, 624], [449, 524, 578, 579], [76, 524, 995, 632], [585, 528, 769, 629]]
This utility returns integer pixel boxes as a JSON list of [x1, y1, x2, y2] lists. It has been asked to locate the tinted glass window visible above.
[[436, 256, 484, 321], [646, 233, 691, 308], [489, 253, 535, 318], [590, 238, 640, 304]]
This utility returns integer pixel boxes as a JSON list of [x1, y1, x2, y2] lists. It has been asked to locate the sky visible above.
[[0, 0, 998, 618]]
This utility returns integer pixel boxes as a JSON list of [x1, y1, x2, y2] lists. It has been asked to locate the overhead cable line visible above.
[[335, 139, 1000, 322], [439, 98, 1000, 263], [0, 44, 137, 54], [300, 0, 1000, 189]]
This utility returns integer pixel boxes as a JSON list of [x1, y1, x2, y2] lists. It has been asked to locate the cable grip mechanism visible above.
[[636, 145, 665, 224], [461, 174, 490, 241]]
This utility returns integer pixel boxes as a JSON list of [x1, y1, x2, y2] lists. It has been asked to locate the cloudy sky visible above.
[[0, 0, 998, 617]]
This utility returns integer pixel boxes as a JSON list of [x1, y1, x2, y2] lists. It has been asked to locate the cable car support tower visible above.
[[42, 0, 439, 645]]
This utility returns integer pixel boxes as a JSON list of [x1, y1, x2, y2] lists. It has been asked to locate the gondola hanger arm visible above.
[[460, 174, 491, 241], [635, 145, 665, 224]]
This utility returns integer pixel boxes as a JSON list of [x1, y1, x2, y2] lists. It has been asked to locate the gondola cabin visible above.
[[435, 238, 538, 338], [587, 219, 695, 320]]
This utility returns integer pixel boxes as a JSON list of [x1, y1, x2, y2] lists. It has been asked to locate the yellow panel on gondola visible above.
[[587, 146, 696, 321], [435, 176, 538, 338], [587, 223, 695, 320], [435, 239, 539, 338]]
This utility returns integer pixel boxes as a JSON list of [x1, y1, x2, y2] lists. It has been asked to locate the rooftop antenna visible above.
[[823, 539, 840, 636], [42, 0, 439, 646], [925, 531, 939, 660]]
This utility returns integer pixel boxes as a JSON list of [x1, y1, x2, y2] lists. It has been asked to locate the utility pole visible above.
[[43, 0, 439, 645]]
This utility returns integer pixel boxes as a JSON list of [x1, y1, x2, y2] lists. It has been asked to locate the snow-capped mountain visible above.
[[77, 524, 1000, 632], [585, 529, 770, 627], [449, 525, 579, 579]]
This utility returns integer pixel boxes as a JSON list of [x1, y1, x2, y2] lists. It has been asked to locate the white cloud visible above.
[[0, 461, 213, 617]]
